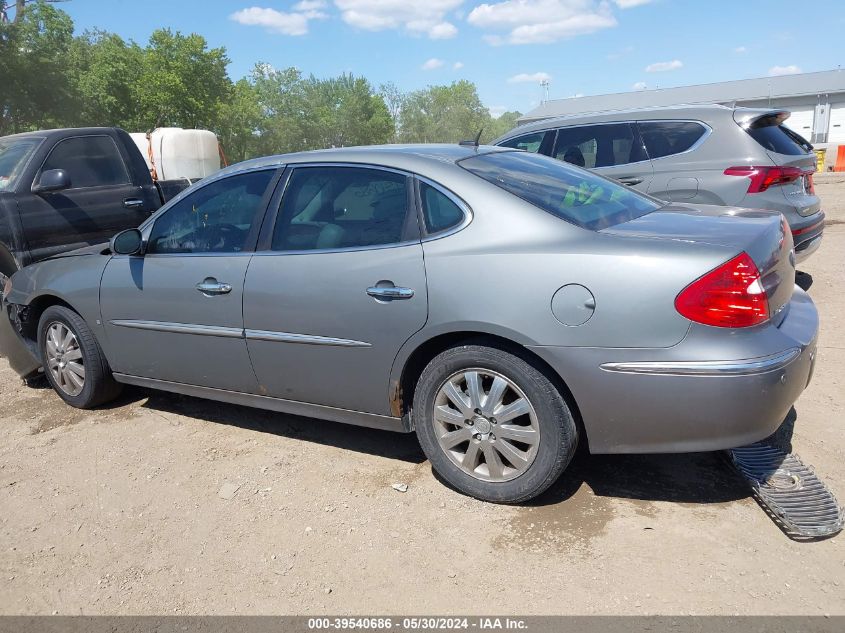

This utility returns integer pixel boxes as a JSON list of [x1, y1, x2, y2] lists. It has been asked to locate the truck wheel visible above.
[[37, 306, 122, 409], [413, 345, 578, 504]]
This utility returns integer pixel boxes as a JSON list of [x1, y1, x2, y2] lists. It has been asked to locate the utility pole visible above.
[[540, 79, 550, 104]]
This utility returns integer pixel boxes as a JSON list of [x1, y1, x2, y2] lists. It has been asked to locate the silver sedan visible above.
[[0, 145, 818, 503]]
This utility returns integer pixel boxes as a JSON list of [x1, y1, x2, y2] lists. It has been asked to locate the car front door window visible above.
[[148, 170, 276, 254]]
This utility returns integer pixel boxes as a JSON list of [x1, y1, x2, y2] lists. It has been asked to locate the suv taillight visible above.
[[675, 252, 769, 328], [724, 165, 803, 193]]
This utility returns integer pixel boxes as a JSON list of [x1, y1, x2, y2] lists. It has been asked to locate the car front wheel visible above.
[[38, 305, 122, 409], [413, 344, 578, 503]]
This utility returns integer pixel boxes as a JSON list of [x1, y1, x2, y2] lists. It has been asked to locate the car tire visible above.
[[37, 305, 122, 409], [413, 344, 578, 504]]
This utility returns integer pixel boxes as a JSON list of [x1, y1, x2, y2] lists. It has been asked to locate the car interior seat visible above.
[[562, 146, 586, 167]]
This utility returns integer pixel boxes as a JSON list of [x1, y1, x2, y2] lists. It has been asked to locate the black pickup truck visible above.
[[0, 127, 190, 283]]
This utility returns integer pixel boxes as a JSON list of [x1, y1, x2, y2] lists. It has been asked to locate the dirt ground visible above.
[[1, 176, 844, 616]]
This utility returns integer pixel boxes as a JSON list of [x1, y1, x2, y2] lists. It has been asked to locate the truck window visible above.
[[40, 136, 130, 189], [0, 137, 42, 191]]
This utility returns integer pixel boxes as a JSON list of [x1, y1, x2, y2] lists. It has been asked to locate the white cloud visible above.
[[733, 45, 747, 53], [429, 22, 459, 38], [645, 59, 683, 72], [489, 105, 508, 119], [453, 61, 465, 69], [508, 71, 552, 83], [294, 0, 328, 10], [230, 6, 327, 36], [468, 0, 617, 44], [632, 81, 647, 90], [421, 58, 445, 70], [613, 0, 653, 7], [769, 64, 802, 76], [335, 0, 462, 39]]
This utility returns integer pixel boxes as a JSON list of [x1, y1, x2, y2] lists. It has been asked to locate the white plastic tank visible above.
[[130, 128, 221, 181]]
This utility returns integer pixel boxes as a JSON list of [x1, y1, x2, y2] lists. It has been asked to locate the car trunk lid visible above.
[[602, 203, 796, 323]]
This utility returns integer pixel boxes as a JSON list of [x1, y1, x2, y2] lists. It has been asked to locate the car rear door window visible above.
[[40, 136, 130, 188], [460, 151, 660, 230], [638, 121, 707, 159], [552, 123, 646, 168], [272, 167, 411, 251], [419, 181, 465, 234], [148, 170, 275, 254]]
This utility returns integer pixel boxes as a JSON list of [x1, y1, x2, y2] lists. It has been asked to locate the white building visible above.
[[520, 70, 845, 146]]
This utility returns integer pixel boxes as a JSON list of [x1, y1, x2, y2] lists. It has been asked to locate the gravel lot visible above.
[[1, 175, 844, 615]]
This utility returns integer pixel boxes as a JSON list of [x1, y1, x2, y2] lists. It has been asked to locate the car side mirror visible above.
[[110, 228, 144, 256], [32, 169, 71, 194]]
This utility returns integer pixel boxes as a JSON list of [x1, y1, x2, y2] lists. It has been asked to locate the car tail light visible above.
[[724, 165, 803, 193], [675, 252, 769, 328]]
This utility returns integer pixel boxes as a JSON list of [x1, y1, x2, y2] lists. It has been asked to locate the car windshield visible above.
[[459, 150, 661, 230], [0, 137, 41, 191]]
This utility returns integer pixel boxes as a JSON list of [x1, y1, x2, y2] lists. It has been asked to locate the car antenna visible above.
[[459, 128, 484, 149]]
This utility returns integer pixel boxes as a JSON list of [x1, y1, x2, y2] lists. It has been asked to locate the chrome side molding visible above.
[[600, 348, 801, 376], [245, 329, 371, 347]]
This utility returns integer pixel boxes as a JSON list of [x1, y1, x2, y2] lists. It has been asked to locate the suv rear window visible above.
[[638, 121, 707, 159], [460, 151, 661, 231], [747, 119, 810, 156]]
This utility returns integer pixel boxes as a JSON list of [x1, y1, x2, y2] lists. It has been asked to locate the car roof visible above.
[[495, 104, 738, 141], [215, 144, 514, 178]]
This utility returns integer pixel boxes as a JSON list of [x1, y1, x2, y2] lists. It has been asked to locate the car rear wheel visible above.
[[413, 345, 578, 503], [38, 305, 122, 409]]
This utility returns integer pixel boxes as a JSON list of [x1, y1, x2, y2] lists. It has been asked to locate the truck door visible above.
[[16, 134, 151, 262]]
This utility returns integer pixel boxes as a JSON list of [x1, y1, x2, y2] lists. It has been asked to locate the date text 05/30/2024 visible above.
[[307, 618, 528, 630]]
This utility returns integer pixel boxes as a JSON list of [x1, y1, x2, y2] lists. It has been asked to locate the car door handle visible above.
[[123, 198, 145, 209], [617, 177, 643, 186], [367, 285, 414, 300], [196, 278, 232, 296]]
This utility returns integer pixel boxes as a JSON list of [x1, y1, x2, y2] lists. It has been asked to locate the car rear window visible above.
[[638, 121, 707, 159], [459, 151, 661, 230], [746, 117, 809, 156]]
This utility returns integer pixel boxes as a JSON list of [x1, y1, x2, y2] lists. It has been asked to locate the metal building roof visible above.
[[520, 69, 845, 123]]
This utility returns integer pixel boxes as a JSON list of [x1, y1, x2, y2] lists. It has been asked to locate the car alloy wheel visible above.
[[44, 321, 85, 397], [432, 368, 540, 482]]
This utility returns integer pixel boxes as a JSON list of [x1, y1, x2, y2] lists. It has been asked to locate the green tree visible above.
[[0, 1, 75, 135], [136, 29, 231, 130], [68, 30, 144, 129], [250, 64, 308, 155], [398, 80, 489, 144], [378, 81, 404, 142], [216, 78, 262, 163], [301, 73, 393, 149], [484, 110, 522, 143]]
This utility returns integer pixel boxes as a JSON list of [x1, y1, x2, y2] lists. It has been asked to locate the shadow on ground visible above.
[[137, 387, 427, 464], [130, 386, 759, 507]]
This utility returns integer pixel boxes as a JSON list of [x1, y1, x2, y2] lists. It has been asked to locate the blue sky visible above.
[[62, 0, 845, 117]]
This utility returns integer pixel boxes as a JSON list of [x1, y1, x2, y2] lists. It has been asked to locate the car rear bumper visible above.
[[0, 293, 41, 379], [792, 211, 824, 263], [529, 285, 819, 454]]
